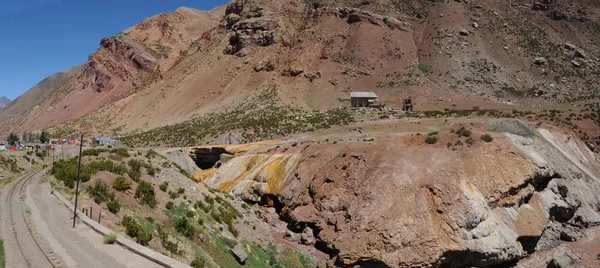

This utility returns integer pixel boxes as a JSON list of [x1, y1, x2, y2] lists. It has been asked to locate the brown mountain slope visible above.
[[3, 0, 600, 140], [0, 96, 10, 111], [0, 65, 81, 120], [0, 6, 224, 134]]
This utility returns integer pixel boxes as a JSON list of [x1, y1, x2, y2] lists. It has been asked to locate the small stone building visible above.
[[351, 92, 380, 107]]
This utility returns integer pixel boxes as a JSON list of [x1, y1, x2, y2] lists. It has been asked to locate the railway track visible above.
[[6, 168, 62, 268]]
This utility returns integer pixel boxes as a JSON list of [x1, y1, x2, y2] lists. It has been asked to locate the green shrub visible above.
[[418, 63, 432, 73], [457, 127, 472, 137], [135, 181, 157, 208], [87, 181, 114, 204], [175, 217, 195, 238], [127, 169, 141, 182], [169, 191, 179, 199], [112, 176, 131, 192], [103, 233, 117, 244], [110, 148, 130, 157], [122, 216, 153, 246], [177, 187, 185, 195], [425, 136, 438, 144], [166, 201, 174, 210], [159, 182, 168, 192], [466, 137, 474, 146], [190, 256, 208, 268], [107, 199, 122, 213], [128, 159, 143, 171], [481, 134, 493, 142]]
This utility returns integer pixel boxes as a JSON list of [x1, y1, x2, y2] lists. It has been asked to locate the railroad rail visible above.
[[7, 168, 61, 268]]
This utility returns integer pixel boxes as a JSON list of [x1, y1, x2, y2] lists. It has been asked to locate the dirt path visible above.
[[0, 169, 162, 268]]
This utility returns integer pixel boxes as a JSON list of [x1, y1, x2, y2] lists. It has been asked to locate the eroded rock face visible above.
[[79, 36, 159, 93], [203, 123, 600, 267], [223, 0, 279, 56]]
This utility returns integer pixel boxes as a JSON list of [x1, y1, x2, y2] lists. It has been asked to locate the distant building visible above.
[[95, 136, 117, 146], [351, 92, 380, 107]]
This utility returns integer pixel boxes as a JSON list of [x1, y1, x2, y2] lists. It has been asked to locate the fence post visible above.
[[99, 211, 102, 224]]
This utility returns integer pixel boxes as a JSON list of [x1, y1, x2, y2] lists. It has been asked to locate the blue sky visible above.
[[0, 0, 229, 100]]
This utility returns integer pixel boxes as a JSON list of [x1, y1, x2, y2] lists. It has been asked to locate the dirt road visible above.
[[0, 169, 161, 268]]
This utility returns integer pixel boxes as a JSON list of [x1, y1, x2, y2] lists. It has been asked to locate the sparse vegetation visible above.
[[159, 181, 169, 192], [122, 216, 153, 246], [87, 181, 114, 204], [190, 256, 208, 268], [135, 181, 157, 208], [107, 199, 122, 214], [481, 134, 493, 143], [417, 63, 432, 73], [121, 88, 354, 147], [112, 176, 131, 192], [425, 136, 438, 144], [0, 238, 4, 268], [103, 233, 117, 244]]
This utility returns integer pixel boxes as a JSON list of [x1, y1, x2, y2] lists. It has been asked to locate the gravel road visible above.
[[1, 170, 161, 268]]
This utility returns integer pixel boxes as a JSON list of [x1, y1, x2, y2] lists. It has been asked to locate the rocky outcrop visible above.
[[77, 36, 159, 93], [330, 7, 412, 31], [223, 0, 279, 56], [202, 122, 600, 267]]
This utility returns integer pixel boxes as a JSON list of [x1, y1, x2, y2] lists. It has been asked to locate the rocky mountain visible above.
[[1, 0, 599, 138], [0, 65, 82, 121], [0, 96, 10, 111]]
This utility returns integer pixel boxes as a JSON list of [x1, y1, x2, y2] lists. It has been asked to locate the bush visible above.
[[425, 136, 438, 144], [128, 159, 143, 172], [112, 176, 131, 192], [166, 201, 174, 210], [466, 137, 474, 146], [122, 216, 153, 246], [107, 199, 122, 213], [103, 233, 117, 244], [110, 148, 130, 157], [135, 181, 157, 208], [87, 181, 114, 204], [418, 63, 432, 73], [481, 134, 493, 142], [82, 148, 108, 156], [169, 191, 180, 199], [190, 256, 208, 268], [159, 182, 168, 192], [177, 187, 185, 195], [457, 127, 472, 137], [175, 217, 195, 238], [127, 169, 141, 182]]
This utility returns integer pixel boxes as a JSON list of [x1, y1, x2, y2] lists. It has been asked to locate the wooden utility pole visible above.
[[73, 134, 84, 228]]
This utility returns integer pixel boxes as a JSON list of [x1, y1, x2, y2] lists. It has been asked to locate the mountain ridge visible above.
[[1, 0, 599, 140], [0, 96, 11, 111]]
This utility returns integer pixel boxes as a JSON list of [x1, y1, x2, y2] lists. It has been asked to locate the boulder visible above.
[[547, 254, 581, 268], [285, 230, 300, 243], [571, 60, 581, 68], [574, 50, 586, 59], [534, 57, 548, 65], [231, 244, 248, 264], [253, 60, 275, 72], [282, 67, 304, 77], [459, 29, 470, 36], [301, 227, 315, 245], [304, 71, 321, 82]]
